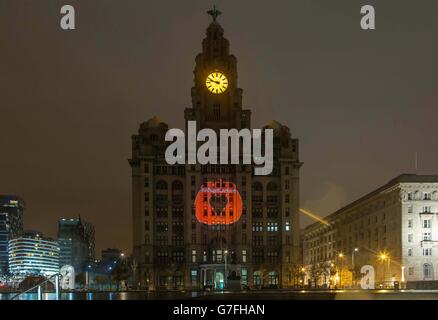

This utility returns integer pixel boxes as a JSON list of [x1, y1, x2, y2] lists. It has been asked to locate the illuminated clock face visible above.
[[206, 72, 228, 94]]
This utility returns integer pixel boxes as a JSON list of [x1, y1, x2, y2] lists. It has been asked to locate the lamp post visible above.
[[224, 250, 228, 289], [401, 266, 405, 289], [379, 252, 389, 287], [338, 253, 344, 288], [351, 248, 359, 287], [108, 266, 113, 291], [86, 264, 92, 290], [300, 267, 306, 288], [329, 263, 335, 289]]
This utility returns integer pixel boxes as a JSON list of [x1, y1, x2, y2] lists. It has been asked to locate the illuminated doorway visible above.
[[215, 271, 225, 290]]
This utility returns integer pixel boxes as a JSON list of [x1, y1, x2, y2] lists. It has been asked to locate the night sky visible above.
[[1, 0, 437, 256]]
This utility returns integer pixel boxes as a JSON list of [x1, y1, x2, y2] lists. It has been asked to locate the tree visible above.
[[94, 275, 106, 291], [287, 264, 303, 287], [111, 261, 129, 291], [75, 272, 86, 289], [308, 263, 324, 288]]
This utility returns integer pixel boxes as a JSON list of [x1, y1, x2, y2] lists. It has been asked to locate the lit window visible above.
[[423, 248, 432, 256], [192, 250, 196, 263], [267, 222, 278, 232], [423, 219, 432, 229], [423, 232, 432, 241]]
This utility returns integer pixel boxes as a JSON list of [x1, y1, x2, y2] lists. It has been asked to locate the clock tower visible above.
[[185, 7, 251, 131], [130, 7, 302, 291]]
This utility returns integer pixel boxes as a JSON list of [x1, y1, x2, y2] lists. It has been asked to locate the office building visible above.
[[129, 9, 301, 290], [58, 217, 95, 273], [302, 174, 438, 289], [9, 231, 59, 277], [0, 195, 24, 275]]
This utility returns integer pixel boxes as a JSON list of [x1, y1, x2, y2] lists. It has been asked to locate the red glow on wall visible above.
[[195, 180, 243, 225]]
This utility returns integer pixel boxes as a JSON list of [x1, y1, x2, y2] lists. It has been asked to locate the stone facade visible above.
[[129, 14, 302, 290], [302, 174, 438, 289]]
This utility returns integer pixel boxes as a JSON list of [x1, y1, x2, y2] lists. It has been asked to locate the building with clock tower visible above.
[[129, 7, 302, 290]]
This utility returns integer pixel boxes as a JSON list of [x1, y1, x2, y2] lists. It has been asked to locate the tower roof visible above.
[[207, 5, 222, 22], [144, 116, 166, 128]]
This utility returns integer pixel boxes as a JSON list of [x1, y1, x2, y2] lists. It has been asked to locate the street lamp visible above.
[[401, 266, 405, 289], [329, 264, 335, 289], [378, 252, 390, 286], [337, 253, 345, 288], [86, 264, 93, 289], [108, 266, 113, 291], [300, 268, 306, 288], [352, 248, 359, 287], [224, 250, 229, 289]]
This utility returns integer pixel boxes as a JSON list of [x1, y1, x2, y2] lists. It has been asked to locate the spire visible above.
[[207, 5, 222, 22]]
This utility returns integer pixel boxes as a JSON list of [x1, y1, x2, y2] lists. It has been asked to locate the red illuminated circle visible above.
[[195, 180, 243, 225]]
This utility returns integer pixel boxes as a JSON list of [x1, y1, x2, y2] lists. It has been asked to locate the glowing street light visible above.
[[401, 266, 405, 288], [224, 250, 229, 289], [300, 268, 306, 288], [378, 252, 390, 285], [352, 248, 359, 287], [337, 253, 345, 288]]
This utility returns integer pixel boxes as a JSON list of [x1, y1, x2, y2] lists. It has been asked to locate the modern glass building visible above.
[[0, 195, 24, 275], [58, 217, 95, 273], [8, 231, 59, 277]]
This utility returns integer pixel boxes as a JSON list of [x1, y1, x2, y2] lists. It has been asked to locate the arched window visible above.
[[172, 180, 183, 191], [424, 263, 433, 280], [172, 180, 183, 202], [268, 271, 279, 286], [252, 182, 263, 192], [267, 182, 278, 192], [253, 271, 263, 286], [156, 180, 168, 190]]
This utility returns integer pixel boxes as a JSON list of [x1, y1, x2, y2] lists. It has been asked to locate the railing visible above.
[[10, 274, 61, 300]]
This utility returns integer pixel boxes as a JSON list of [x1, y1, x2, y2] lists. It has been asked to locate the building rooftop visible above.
[[0, 195, 25, 207], [304, 174, 438, 233]]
